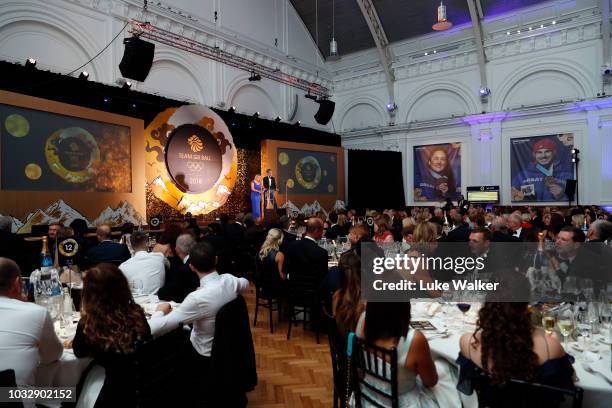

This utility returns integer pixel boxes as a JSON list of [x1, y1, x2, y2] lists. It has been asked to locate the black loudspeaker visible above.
[[565, 179, 577, 199], [314, 99, 335, 125], [119, 37, 155, 82]]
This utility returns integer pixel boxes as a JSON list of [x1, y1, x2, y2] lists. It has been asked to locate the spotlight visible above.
[[602, 65, 612, 76], [552, 20, 556, 25], [274, 116, 282, 122], [294, 121, 301, 126], [571, 148, 580, 155], [25, 58, 37, 68], [103, 97, 110, 103], [304, 94, 318, 101], [228, 106, 236, 113], [248, 72, 261, 81], [122, 80, 132, 89], [252, 112, 260, 118], [78, 71, 89, 80], [479, 86, 491, 97], [385, 103, 398, 113]]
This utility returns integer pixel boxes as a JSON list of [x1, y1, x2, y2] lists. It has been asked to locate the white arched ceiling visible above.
[[340, 102, 384, 131], [406, 89, 472, 122], [499, 70, 585, 110], [143, 59, 206, 104], [229, 83, 277, 118], [0, 20, 100, 79]]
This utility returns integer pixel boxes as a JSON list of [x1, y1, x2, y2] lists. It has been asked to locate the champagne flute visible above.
[[542, 311, 556, 335], [557, 309, 575, 348]]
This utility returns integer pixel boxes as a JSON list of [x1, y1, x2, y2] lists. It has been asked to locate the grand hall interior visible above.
[[1, 0, 612, 407]]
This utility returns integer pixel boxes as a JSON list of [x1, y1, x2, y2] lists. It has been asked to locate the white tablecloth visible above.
[[412, 302, 612, 407]]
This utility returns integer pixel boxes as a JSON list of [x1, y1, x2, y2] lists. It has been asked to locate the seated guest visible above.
[[118, 222, 135, 255], [152, 222, 184, 259], [285, 218, 328, 282], [0, 216, 27, 274], [444, 213, 470, 242], [47, 221, 62, 256], [587, 219, 612, 242], [373, 215, 394, 243], [401, 224, 415, 252], [458, 302, 573, 404], [0, 258, 62, 390], [257, 228, 285, 284], [71, 263, 151, 407], [86, 224, 131, 265], [325, 212, 342, 241], [278, 215, 296, 254], [355, 302, 439, 406], [337, 214, 349, 236], [331, 252, 363, 335], [149, 242, 249, 363], [508, 213, 537, 242], [159, 233, 199, 302], [119, 231, 168, 295]]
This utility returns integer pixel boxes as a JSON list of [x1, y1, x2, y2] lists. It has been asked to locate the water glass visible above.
[[20, 277, 30, 301], [131, 280, 144, 296]]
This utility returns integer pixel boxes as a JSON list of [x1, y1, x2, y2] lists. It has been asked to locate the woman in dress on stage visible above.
[[251, 174, 262, 220]]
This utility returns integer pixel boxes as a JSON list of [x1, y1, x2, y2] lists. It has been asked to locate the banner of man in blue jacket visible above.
[[510, 134, 574, 202]]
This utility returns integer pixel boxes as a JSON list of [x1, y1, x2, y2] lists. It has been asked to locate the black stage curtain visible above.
[[347, 149, 405, 211]]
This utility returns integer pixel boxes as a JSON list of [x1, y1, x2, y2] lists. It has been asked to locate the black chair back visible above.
[[0, 369, 24, 407], [352, 336, 399, 408], [472, 372, 583, 408], [133, 326, 193, 407], [322, 305, 351, 408]]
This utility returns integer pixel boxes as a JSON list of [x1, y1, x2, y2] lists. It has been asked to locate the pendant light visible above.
[[432, 0, 453, 31]]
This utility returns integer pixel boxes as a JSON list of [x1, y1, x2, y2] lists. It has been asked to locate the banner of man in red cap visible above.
[[511, 134, 574, 202]]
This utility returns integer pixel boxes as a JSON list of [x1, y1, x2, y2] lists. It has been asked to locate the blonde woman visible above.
[[251, 174, 262, 220], [258, 228, 285, 282]]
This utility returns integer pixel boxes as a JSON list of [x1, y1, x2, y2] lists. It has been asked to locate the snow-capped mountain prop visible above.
[[92, 201, 144, 226]]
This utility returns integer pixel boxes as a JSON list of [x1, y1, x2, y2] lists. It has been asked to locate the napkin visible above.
[[427, 303, 442, 317]]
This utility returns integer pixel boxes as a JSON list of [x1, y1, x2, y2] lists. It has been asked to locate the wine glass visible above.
[[557, 308, 575, 347], [542, 310, 556, 335], [563, 276, 578, 301], [457, 302, 471, 332]]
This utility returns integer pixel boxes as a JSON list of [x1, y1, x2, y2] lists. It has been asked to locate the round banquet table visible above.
[[411, 301, 612, 408]]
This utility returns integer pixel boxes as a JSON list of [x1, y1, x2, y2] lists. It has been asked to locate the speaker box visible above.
[[314, 99, 335, 125], [565, 179, 577, 199], [119, 37, 155, 82]]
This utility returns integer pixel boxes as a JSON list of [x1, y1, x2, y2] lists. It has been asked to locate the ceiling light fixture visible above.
[[78, 71, 89, 80], [328, 0, 340, 61], [432, 1, 453, 31], [248, 71, 261, 81], [274, 116, 282, 122], [25, 58, 37, 68]]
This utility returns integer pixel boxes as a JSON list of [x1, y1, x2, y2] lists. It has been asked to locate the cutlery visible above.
[[581, 362, 612, 386]]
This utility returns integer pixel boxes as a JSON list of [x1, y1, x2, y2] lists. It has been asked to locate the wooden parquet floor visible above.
[[244, 285, 334, 408]]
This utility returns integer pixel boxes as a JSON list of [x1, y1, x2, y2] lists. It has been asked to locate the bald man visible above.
[[85, 224, 131, 265], [0, 258, 62, 392]]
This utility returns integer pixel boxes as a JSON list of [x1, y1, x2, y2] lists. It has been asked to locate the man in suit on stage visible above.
[[262, 169, 278, 210]]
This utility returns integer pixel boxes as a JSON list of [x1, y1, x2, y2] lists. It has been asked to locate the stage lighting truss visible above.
[[129, 20, 330, 99]]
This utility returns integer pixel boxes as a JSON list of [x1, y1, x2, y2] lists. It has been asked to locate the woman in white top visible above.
[[355, 301, 439, 408]]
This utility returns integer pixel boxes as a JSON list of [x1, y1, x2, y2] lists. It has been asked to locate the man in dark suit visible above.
[[285, 218, 328, 282], [552, 227, 604, 284], [158, 233, 199, 302], [444, 213, 471, 242], [325, 212, 342, 241], [262, 169, 278, 213], [278, 215, 296, 254], [507, 213, 537, 242], [85, 224, 131, 265]]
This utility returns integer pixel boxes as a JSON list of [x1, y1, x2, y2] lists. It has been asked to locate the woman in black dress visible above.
[[72, 263, 151, 407]]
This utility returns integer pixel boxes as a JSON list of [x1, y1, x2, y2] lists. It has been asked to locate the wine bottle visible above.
[[40, 236, 53, 271]]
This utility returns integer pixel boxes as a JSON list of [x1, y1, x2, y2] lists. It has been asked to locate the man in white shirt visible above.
[[119, 231, 169, 295], [149, 242, 249, 357], [0, 257, 63, 388]]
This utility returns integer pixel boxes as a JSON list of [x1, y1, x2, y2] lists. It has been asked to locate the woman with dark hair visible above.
[[355, 302, 439, 407], [415, 148, 457, 201], [153, 222, 184, 258], [71, 263, 151, 406], [332, 252, 363, 335], [373, 215, 394, 243], [457, 302, 573, 403]]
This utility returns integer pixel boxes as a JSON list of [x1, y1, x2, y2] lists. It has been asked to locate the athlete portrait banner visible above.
[[413, 143, 461, 201], [510, 134, 574, 202]]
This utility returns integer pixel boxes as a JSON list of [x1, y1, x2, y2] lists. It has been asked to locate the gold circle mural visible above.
[[25, 163, 42, 180], [144, 105, 238, 215], [328, 184, 334, 193], [278, 152, 289, 166], [45, 127, 100, 183], [286, 178, 295, 189], [295, 155, 322, 190], [5, 114, 30, 137]]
